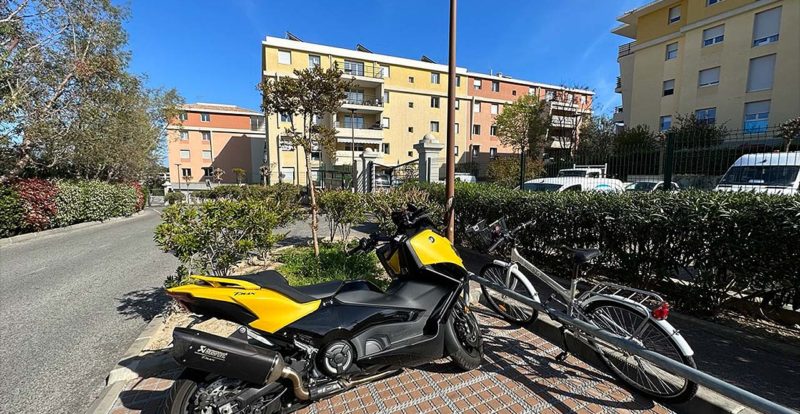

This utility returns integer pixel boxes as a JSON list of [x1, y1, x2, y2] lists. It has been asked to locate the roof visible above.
[[465, 72, 595, 95], [612, 0, 680, 39], [180, 103, 262, 116], [732, 152, 800, 167], [526, 177, 625, 185]]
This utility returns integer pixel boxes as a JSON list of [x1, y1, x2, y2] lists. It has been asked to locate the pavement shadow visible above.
[[117, 389, 167, 413], [117, 287, 169, 322]]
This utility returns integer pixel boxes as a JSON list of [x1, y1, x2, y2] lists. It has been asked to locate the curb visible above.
[[1, 208, 157, 247], [85, 313, 175, 414], [473, 290, 756, 414]]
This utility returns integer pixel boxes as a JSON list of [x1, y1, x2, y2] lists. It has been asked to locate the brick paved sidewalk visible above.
[[105, 309, 671, 414]]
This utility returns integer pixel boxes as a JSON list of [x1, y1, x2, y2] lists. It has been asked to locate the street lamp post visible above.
[[444, 0, 458, 242], [175, 163, 182, 192]]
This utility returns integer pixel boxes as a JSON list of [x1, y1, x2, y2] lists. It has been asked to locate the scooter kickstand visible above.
[[554, 325, 570, 362]]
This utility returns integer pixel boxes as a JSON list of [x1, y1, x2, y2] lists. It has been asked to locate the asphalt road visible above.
[[0, 209, 178, 414]]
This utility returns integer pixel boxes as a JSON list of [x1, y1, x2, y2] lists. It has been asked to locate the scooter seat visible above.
[[232, 270, 343, 303]]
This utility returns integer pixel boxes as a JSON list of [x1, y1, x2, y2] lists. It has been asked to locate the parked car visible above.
[[626, 181, 680, 192], [454, 172, 477, 183], [374, 174, 391, 188], [715, 152, 800, 195], [557, 164, 607, 178], [519, 177, 625, 193]]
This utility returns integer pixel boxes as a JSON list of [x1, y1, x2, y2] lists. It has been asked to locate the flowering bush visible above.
[[131, 182, 145, 211], [15, 179, 58, 231]]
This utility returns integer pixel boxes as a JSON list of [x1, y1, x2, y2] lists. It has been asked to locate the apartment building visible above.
[[262, 36, 594, 182], [613, 0, 799, 132], [166, 103, 266, 188]]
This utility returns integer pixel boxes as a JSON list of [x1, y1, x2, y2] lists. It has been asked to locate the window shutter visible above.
[[753, 7, 781, 41], [668, 6, 680, 22], [744, 100, 770, 116], [747, 54, 776, 92], [703, 25, 724, 41], [699, 67, 720, 86]]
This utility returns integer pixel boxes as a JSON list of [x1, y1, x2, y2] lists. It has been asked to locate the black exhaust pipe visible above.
[[172, 327, 285, 385]]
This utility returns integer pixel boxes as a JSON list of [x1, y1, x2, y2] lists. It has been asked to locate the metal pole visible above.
[[444, 0, 457, 242], [663, 131, 674, 191], [351, 108, 356, 192], [174, 163, 181, 191], [469, 274, 796, 414]]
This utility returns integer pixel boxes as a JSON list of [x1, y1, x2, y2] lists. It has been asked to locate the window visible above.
[[545, 90, 554, 101], [281, 113, 291, 122], [490, 104, 499, 115], [702, 25, 724, 47], [695, 107, 717, 125], [308, 54, 320, 68], [663, 79, 675, 96], [408, 76, 415, 84], [250, 116, 264, 130], [202, 150, 212, 159], [473, 79, 481, 90], [201, 131, 211, 141], [753, 7, 781, 46], [312, 114, 323, 125], [383, 91, 390, 104], [489, 148, 497, 159], [490, 125, 497, 136], [668, 6, 680, 24], [747, 54, 776, 92], [431, 96, 440, 108], [706, 0, 721, 5], [202, 167, 213, 177], [744, 100, 770, 132], [454, 146, 459, 155], [280, 136, 294, 151], [408, 127, 414, 133], [311, 144, 321, 161], [277, 50, 291, 64], [382, 143, 390, 154], [512, 90, 517, 96], [178, 112, 188, 121], [659, 115, 672, 131], [180, 149, 190, 159], [455, 123, 460, 134], [408, 101, 414, 108], [381, 66, 390, 78], [491, 80, 500, 92], [455, 100, 460, 110], [179, 131, 189, 141], [343, 114, 364, 129], [665, 42, 678, 60], [346, 89, 364, 104], [381, 117, 390, 129], [200, 112, 210, 122], [529, 87, 536, 95], [473, 102, 480, 113], [407, 151, 413, 157], [430, 121, 439, 132], [456, 75, 461, 87], [471, 145, 480, 157], [698, 67, 720, 87], [281, 167, 295, 183], [431, 73, 440, 84], [472, 124, 481, 135], [181, 168, 192, 177], [343, 60, 364, 76]]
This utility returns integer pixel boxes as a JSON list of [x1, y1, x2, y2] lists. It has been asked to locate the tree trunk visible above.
[[305, 151, 320, 257]]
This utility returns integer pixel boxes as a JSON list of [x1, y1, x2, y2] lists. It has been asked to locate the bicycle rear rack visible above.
[[581, 281, 666, 309]]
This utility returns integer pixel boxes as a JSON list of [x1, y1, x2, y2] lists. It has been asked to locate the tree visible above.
[[494, 94, 551, 187], [615, 124, 659, 152], [486, 156, 544, 188], [777, 116, 799, 152], [261, 66, 349, 256], [667, 114, 727, 149], [575, 115, 616, 161], [233, 168, 246, 184], [212, 167, 224, 184]]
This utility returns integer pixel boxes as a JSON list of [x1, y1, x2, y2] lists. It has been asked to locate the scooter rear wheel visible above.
[[444, 298, 483, 371]]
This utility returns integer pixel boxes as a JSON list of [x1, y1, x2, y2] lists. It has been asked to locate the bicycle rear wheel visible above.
[[585, 300, 698, 403], [479, 263, 538, 325]]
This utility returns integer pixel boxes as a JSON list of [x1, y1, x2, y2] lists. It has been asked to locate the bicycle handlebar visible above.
[[486, 219, 534, 253]]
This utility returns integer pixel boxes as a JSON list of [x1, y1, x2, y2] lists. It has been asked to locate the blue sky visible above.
[[125, 0, 648, 116]]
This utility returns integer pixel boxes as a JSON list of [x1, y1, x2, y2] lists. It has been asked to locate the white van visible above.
[[715, 152, 800, 195], [520, 177, 625, 193]]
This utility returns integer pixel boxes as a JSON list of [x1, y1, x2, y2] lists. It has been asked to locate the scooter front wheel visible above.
[[444, 298, 483, 371]]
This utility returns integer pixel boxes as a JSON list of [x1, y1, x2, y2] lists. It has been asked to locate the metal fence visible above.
[[540, 126, 797, 191]]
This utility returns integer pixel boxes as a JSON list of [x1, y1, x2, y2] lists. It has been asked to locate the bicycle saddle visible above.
[[562, 247, 602, 265]]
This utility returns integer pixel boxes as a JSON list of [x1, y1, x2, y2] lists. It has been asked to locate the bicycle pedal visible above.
[[555, 351, 569, 362]]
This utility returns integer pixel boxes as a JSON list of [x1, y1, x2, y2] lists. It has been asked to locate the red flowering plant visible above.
[[131, 182, 145, 211], [14, 179, 58, 231]]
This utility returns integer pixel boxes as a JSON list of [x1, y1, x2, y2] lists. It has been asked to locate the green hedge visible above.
[[403, 182, 800, 316], [0, 186, 24, 237]]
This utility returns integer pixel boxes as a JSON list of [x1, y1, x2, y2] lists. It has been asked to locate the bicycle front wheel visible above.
[[585, 300, 698, 403], [479, 263, 538, 325]]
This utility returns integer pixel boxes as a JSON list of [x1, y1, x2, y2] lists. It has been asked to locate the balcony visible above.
[[334, 122, 384, 142], [342, 94, 384, 113], [615, 76, 622, 93], [551, 115, 578, 129], [618, 42, 634, 59], [333, 59, 384, 86], [612, 106, 625, 123]]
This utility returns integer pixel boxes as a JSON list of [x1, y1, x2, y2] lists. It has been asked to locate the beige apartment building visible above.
[[261, 36, 593, 183], [613, 0, 799, 133], [166, 103, 265, 189]]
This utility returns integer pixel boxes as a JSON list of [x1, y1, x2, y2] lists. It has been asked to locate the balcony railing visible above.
[[615, 76, 622, 91], [333, 59, 384, 79], [618, 42, 634, 59], [343, 96, 384, 107]]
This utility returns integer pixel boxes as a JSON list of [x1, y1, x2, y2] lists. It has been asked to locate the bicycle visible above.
[[468, 217, 699, 403]]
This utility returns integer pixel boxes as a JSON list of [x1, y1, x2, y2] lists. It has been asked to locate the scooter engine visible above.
[[319, 340, 354, 376]]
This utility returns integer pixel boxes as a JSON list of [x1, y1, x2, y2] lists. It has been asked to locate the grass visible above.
[[276, 242, 388, 289]]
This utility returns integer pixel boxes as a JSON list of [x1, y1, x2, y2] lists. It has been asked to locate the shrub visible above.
[[405, 182, 800, 316], [81, 181, 138, 221], [154, 200, 282, 277], [318, 190, 367, 241], [0, 185, 24, 237], [367, 184, 444, 234], [486, 156, 544, 188], [165, 191, 185, 205], [131, 182, 145, 211], [277, 242, 385, 288], [15, 178, 58, 231], [54, 181, 85, 227], [191, 184, 303, 227]]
